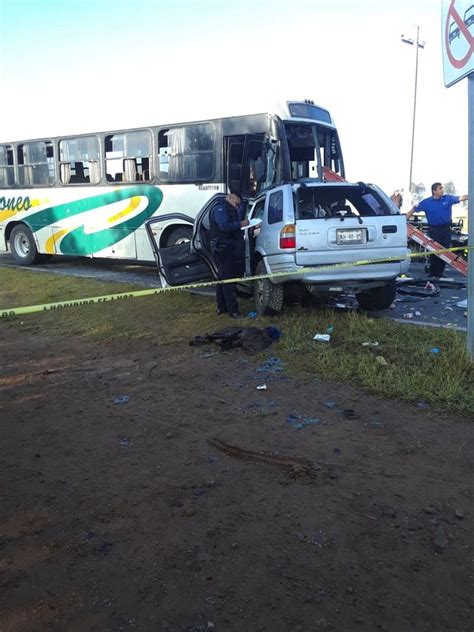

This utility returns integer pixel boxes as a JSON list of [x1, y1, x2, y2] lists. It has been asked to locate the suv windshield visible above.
[[295, 185, 396, 220], [284, 122, 344, 180]]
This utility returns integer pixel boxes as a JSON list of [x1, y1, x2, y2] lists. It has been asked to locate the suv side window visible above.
[[268, 190, 283, 224], [252, 197, 266, 221]]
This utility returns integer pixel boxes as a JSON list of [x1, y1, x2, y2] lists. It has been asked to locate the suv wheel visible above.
[[357, 279, 396, 311], [254, 260, 284, 316]]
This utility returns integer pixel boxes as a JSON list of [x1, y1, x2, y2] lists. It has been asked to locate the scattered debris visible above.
[[342, 409, 361, 420], [256, 384, 267, 391], [120, 437, 131, 448], [257, 357, 284, 373], [433, 525, 448, 553], [314, 333, 331, 342], [246, 311, 258, 319], [403, 313, 414, 319], [114, 395, 129, 405], [429, 347, 441, 354], [375, 356, 388, 365], [455, 508, 464, 520], [456, 299, 467, 308], [201, 351, 220, 359], [397, 280, 440, 297], [326, 324, 334, 334], [362, 341, 379, 347], [203, 456, 219, 464], [380, 505, 397, 518], [324, 400, 336, 409], [327, 465, 338, 479], [416, 400, 429, 409], [287, 414, 324, 429]]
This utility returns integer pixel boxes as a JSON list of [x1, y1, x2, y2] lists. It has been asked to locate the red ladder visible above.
[[407, 224, 468, 277]]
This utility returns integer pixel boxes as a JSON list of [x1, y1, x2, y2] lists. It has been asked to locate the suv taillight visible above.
[[280, 224, 296, 249]]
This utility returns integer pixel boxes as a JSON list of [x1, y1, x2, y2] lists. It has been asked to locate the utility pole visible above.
[[401, 26, 425, 195]]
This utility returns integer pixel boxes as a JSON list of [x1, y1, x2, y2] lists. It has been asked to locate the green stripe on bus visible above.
[[25, 186, 163, 256]]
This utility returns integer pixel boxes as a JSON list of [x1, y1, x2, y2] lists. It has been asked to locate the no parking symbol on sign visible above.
[[442, 0, 474, 86]]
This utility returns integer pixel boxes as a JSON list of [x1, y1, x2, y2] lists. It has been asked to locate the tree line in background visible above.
[[411, 180, 467, 205]]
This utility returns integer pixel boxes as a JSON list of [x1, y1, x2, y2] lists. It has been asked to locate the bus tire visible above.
[[357, 279, 396, 311], [165, 226, 193, 247], [9, 224, 42, 265], [254, 260, 284, 316]]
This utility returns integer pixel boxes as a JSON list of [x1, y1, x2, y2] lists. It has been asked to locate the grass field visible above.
[[1, 267, 473, 414]]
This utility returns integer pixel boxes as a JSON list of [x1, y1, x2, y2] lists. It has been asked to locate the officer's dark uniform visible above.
[[209, 199, 246, 316]]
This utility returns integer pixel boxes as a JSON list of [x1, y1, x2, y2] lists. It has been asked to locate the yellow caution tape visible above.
[[1, 245, 472, 319]]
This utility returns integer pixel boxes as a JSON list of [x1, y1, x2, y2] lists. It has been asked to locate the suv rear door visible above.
[[294, 184, 408, 268]]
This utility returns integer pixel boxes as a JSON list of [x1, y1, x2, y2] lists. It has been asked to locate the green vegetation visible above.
[[1, 268, 473, 415]]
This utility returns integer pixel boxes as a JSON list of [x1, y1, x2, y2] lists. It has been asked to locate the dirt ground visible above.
[[0, 325, 473, 632]]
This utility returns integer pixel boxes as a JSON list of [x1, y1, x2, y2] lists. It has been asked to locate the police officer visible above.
[[210, 192, 249, 317]]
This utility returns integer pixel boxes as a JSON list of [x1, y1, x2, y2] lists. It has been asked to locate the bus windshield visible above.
[[284, 122, 344, 181]]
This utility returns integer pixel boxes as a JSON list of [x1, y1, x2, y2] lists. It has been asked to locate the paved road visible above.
[[0, 253, 162, 288], [379, 261, 467, 332], [0, 253, 468, 331]]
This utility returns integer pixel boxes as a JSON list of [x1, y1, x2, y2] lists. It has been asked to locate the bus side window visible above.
[[18, 141, 55, 187], [59, 136, 100, 185], [0, 144, 15, 187], [106, 130, 152, 183], [158, 124, 215, 183]]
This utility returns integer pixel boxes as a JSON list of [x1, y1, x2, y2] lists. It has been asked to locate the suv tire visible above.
[[357, 279, 396, 311], [254, 260, 284, 316]]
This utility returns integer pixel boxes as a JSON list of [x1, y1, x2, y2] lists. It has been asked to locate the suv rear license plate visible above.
[[336, 228, 367, 245]]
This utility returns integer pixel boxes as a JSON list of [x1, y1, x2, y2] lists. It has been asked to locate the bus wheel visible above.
[[166, 226, 193, 247], [254, 260, 284, 316], [10, 224, 42, 265]]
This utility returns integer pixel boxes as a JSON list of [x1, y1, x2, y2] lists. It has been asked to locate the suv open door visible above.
[[146, 195, 227, 286]]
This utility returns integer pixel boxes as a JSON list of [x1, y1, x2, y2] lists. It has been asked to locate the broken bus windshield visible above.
[[284, 122, 344, 181]]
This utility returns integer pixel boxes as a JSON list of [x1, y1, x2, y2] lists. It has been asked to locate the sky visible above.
[[0, 0, 470, 205]]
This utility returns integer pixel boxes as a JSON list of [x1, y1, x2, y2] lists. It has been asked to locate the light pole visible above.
[[401, 26, 425, 195]]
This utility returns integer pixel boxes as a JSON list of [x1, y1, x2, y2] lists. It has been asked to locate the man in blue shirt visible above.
[[407, 182, 468, 277], [209, 193, 249, 317]]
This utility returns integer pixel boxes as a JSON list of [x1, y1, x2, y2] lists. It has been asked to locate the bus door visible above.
[[225, 133, 278, 198]]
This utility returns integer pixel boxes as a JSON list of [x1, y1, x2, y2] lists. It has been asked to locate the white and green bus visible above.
[[0, 100, 344, 265]]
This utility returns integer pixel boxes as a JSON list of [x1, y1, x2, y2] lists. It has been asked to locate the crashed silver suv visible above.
[[147, 180, 410, 315]]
